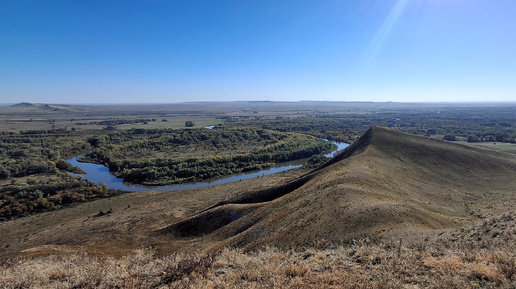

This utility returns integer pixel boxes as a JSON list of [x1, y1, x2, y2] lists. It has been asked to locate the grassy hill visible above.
[[1, 126, 516, 287], [162, 126, 516, 250], [2, 207, 516, 288]]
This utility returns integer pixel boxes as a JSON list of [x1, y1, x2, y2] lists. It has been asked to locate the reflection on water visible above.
[[68, 158, 304, 192], [67, 141, 349, 192], [325, 142, 349, 158]]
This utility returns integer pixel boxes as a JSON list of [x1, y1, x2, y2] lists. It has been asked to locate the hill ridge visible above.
[[160, 126, 516, 251], [314, 126, 375, 171], [2, 127, 516, 256]]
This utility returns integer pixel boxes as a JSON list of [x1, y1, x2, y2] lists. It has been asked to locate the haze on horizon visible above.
[[1, 0, 515, 104]]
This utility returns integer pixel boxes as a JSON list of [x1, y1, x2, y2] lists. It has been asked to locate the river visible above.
[[67, 141, 349, 192]]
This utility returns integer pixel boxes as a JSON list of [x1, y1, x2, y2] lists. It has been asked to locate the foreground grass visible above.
[[1, 213, 515, 289]]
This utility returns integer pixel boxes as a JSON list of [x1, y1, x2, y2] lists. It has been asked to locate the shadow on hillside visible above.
[[156, 130, 371, 239]]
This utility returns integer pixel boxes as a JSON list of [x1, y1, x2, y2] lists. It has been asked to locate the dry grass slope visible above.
[[2, 212, 516, 288], [1, 126, 516, 287], [161, 127, 516, 251]]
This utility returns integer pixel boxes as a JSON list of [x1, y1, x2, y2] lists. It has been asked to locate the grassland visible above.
[[1, 212, 515, 288], [458, 141, 516, 154], [0, 165, 309, 256], [2, 102, 516, 287], [3, 102, 516, 143], [153, 127, 516, 253], [119, 119, 221, 130], [2, 127, 515, 255]]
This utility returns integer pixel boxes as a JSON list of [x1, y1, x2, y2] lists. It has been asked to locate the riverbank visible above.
[[67, 141, 349, 192]]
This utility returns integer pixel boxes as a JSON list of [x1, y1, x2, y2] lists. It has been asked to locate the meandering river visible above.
[[67, 141, 349, 192]]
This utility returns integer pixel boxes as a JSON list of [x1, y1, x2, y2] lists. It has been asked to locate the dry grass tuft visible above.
[[2, 212, 516, 289]]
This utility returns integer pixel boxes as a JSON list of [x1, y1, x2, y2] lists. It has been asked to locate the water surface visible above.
[[67, 141, 349, 192]]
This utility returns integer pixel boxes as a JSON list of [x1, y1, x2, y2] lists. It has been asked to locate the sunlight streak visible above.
[[361, 0, 410, 77]]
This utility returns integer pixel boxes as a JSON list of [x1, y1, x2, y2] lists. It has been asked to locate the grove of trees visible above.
[[81, 128, 336, 185]]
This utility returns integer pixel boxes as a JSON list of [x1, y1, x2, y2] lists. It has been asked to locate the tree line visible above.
[[80, 128, 336, 185], [0, 132, 117, 220]]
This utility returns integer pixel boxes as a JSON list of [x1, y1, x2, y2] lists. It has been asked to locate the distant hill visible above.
[[7, 102, 71, 112], [10, 102, 37, 107], [161, 127, 516, 250]]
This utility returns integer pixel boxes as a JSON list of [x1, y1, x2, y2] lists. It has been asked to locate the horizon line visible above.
[[3, 100, 516, 106]]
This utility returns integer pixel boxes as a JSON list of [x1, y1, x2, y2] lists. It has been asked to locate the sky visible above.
[[1, 0, 516, 104]]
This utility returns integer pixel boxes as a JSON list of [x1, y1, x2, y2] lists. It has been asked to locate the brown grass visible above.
[[164, 127, 516, 251], [2, 212, 516, 288], [2, 127, 516, 258], [1, 127, 516, 287], [0, 166, 309, 257]]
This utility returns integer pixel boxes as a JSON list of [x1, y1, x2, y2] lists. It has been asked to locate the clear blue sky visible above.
[[1, 0, 515, 103]]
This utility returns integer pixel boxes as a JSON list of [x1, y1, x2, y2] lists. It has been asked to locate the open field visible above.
[[118, 118, 222, 130], [458, 141, 516, 154], [2, 102, 516, 140]]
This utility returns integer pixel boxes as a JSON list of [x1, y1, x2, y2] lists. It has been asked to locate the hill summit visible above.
[[10, 102, 37, 107], [162, 126, 516, 250], [6, 102, 71, 112]]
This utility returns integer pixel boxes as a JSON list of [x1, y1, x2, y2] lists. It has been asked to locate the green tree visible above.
[[443, 134, 457, 141]]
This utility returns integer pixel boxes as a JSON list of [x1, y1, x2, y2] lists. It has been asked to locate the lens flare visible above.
[[361, 0, 410, 76]]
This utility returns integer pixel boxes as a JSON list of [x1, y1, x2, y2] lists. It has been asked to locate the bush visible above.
[[443, 134, 457, 141]]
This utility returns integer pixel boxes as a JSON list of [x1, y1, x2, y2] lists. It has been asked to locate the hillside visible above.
[[8, 102, 70, 112], [161, 126, 516, 250], [1, 127, 516, 257], [2, 124, 516, 288], [2, 212, 515, 288]]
